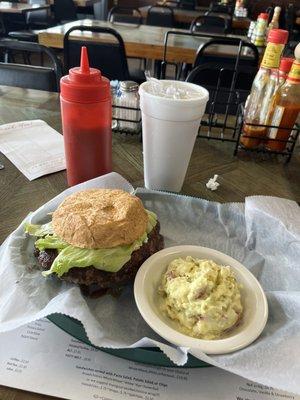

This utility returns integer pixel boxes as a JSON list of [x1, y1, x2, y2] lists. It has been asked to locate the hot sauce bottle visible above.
[[266, 58, 300, 152], [60, 47, 112, 186], [240, 29, 288, 149]]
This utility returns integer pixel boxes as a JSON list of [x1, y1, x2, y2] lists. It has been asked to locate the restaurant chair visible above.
[[178, 0, 196, 10], [0, 40, 63, 92], [8, 0, 54, 44], [186, 38, 258, 113], [194, 38, 259, 68], [190, 15, 229, 34], [107, 6, 143, 25], [186, 62, 257, 117], [181, 37, 259, 80], [107, 7, 146, 73], [207, 1, 234, 16], [146, 6, 174, 28], [93, 0, 109, 20], [285, 3, 296, 40], [53, 0, 78, 24], [63, 25, 145, 82]]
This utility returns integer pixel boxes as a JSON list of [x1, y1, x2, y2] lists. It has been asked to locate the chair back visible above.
[[0, 40, 63, 92], [285, 3, 295, 36], [186, 63, 255, 114], [26, 0, 49, 27], [108, 6, 142, 25], [208, 1, 234, 16], [190, 15, 229, 34], [194, 37, 259, 68], [178, 0, 196, 10], [188, 38, 258, 112], [53, 0, 77, 23], [146, 6, 174, 27], [64, 25, 130, 81], [187, 62, 257, 92], [93, 0, 108, 20]]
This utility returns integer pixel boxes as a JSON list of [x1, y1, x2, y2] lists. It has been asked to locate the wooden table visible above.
[[138, 5, 251, 30], [0, 85, 299, 398], [47, 0, 101, 6], [38, 19, 251, 64], [0, 1, 49, 14]]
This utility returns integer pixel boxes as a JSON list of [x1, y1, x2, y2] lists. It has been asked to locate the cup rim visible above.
[[139, 80, 209, 104]]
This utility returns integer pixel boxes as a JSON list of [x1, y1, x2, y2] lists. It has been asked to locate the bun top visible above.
[[52, 189, 148, 249]]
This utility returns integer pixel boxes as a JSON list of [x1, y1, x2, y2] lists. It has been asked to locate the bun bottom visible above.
[[35, 223, 164, 298]]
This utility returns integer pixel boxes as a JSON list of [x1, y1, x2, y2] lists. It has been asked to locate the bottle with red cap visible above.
[[251, 13, 269, 46], [259, 57, 294, 133], [240, 29, 289, 149], [265, 46, 300, 152], [278, 57, 294, 86], [60, 46, 112, 186]]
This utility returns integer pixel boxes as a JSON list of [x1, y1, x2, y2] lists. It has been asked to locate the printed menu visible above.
[[0, 319, 298, 400]]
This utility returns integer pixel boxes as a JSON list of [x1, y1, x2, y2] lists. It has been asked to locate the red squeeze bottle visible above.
[[60, 46, 112, 186]]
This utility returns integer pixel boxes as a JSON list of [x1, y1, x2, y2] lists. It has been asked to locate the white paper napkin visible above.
[[0, 119, 66, 180]]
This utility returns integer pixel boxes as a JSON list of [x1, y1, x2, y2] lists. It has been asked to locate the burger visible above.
[[25, 189, 164, 297]]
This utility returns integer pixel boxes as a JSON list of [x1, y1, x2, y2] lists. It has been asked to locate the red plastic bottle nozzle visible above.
[[80, 46, 90, 74], [60, 46, 109, 103]]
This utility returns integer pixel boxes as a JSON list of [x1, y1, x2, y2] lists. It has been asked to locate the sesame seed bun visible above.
[[52, 189, 148, 249]]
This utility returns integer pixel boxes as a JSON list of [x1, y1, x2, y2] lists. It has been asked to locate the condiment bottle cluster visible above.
[[241, 29, 300, 152]]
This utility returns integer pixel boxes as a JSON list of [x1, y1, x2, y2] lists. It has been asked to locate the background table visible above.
[[19, 0, 101, 6], [38, 19, 251, 64], [0, 1, 49, 14], [48, 0, 101, 6], [138, 5, 251, 30]]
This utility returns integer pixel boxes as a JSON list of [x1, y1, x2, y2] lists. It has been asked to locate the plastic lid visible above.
[[279, 57, 294, 73], [258, 13, 269, 20], [267, 29, 289, 44], [60, 47, 110, 103]]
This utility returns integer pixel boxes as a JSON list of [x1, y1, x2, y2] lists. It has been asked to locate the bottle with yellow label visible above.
[[265, 59, 300, 152], [240, 29, 288, 149]]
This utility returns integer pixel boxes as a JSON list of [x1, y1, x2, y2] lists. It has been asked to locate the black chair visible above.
[[93, 0, 108, 20], [107, 7, 146, 72], [146, 6, 174, 28], [64, 25, 145, 82], [186, 62, 257, 93], [285, 3, 296, 39], [207, 1, 234, 16], [108, 6, 143, 25], [186, 39, 259, 111], [178, 0, 196, 10], [186, 63, 256, 117], [8, 0, 54, 43], [190, 15, 229, 34], [54, 0, 77, 23], [0, 40, 63, 92], [194, 37, 259, 68]]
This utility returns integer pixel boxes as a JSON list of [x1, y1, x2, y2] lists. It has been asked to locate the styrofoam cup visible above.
[[139, 80, 209, 192]]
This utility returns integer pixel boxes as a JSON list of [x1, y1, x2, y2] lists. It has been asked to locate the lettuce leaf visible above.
[[35, 235, 68, 251], [25, 222, 53, 237], [26, 209, 158, 277], [42, 232, 147, 277], [146, 210, 158, 233]]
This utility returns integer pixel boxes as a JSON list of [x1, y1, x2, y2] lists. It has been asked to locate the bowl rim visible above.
[[134, 245, 268, 355]]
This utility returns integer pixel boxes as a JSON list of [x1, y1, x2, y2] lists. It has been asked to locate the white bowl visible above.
[[134, 245, 268, 355]]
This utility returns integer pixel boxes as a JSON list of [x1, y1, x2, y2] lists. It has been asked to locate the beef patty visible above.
[[34, 223, 164, 298]]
